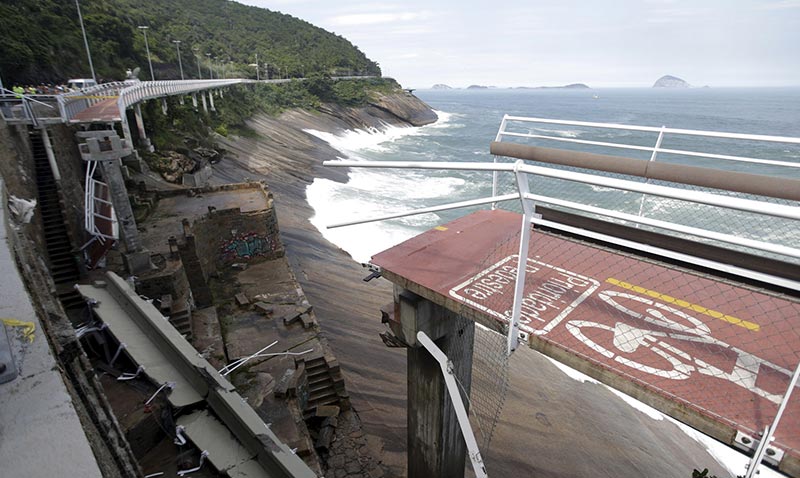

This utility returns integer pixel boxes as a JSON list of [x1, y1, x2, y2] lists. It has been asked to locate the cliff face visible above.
[[315, 91, 437, 129]]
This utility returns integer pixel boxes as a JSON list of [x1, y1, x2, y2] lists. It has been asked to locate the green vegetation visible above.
[[141, 78, 400, 152], [0, 0, 380, 85]]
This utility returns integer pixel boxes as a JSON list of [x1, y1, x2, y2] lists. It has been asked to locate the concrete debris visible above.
[[315, 405, 340, 418], [8, 195, 36, 223], [235, 293, 250, 306], [254, 301, 274, 315]]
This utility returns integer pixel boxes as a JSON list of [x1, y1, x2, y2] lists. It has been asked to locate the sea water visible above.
[[306, 87, 800, 264]]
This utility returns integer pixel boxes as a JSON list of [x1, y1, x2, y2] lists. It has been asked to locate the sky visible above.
[[238, 0, 800, 89]]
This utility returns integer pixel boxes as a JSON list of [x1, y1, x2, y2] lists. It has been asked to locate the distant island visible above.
[[431, 84, 453, 90], [467, 85, 489, 89], [653, 75, 690, 88], [517, 83, 591, 90]]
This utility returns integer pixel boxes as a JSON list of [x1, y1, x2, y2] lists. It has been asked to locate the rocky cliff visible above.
[[366, 92, 438, 126]]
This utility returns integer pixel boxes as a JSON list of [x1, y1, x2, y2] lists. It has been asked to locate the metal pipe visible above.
[[503, 115, 800, 144], [327, 193, 519, 229]]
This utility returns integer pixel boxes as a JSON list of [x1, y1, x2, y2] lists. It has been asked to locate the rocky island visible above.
[[653, 74, 691, 88]]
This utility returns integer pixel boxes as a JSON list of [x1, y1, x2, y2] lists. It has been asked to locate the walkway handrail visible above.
[[58, 81, 129, 122], [495, 115, 800, 172]]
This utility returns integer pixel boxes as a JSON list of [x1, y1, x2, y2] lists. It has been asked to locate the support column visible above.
[[161, 98, 168, 115], [200, 93, 208, 113], [399, 289, 474, 478], [208, 91, 216, 112], [192, 93, 198, 109], [133, 104, 153, 152]]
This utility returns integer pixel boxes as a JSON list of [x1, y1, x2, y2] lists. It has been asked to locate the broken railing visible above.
[[323, 117, 800, 477]]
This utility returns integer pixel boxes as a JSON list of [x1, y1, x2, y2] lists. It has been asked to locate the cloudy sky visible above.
[[240, 0, 800, 88]]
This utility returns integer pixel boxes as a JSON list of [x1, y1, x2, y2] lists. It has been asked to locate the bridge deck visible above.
[[372, 208, 800, 474], [70, 97, 121, 123]]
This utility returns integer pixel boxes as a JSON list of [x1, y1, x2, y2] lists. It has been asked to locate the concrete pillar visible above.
[[192, 93, 198, 109], [200, 93, 208, 112], [97, 158, 140, 253], [161, 98, 168, 115], [398, 289, 474, 478], [133, 104, 147, 141], [133, 104, 153, 152], [208, 91, 216, 112]]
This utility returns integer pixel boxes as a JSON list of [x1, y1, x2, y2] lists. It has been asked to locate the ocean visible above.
[[305, 87, 800, 264]]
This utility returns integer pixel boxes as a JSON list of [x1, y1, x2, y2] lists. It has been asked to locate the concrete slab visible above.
[[177, 410, 267, 478], [0, 179, 103, 477], [140, 188, 270, 255], [76, 281, 205, 408]]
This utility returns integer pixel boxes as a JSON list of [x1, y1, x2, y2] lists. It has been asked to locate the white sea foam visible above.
[[306, 111, 463, 262], [304, 121, 424, 154], [531, 127, 583, 138]]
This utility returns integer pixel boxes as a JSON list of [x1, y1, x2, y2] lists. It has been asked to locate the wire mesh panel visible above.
[[446, 321, 510, 452]]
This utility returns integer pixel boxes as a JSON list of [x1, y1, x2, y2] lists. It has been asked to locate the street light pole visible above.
[[255, 53, 259, 81], [193, 47, 202, 79], [138, 26, 154, 81], [75, 0, 97, 83], [206, 53, 213, 79], [173, 40, 184, 80]]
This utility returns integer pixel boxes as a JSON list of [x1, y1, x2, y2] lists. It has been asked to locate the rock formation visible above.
[[653, 75, 690, 88]]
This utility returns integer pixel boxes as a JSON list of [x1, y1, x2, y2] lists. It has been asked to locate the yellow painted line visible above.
[[434, 226, 448, 231], [2, 318, 36, 342], [605, 278, 760, 332]]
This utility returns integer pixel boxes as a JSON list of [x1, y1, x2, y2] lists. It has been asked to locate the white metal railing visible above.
[[493, 116, 800, 184], [58, 81, 129, 122], [84, 161, 118, 241]]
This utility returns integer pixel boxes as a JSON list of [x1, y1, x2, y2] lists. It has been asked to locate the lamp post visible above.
[[205, 53, 213, 79], [193, 47, 202, 79], [172, 40, 184, 80], [138, 26, 154, 81], [75, 0, 97, 83], [255, 53, 259, 81]]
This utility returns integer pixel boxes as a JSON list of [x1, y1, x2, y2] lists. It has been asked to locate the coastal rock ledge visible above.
[[653, 75, 690, 88], [367, 91, 439, 126]]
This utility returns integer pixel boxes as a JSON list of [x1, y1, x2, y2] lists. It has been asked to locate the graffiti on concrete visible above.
[[219, 232, 278, 262]]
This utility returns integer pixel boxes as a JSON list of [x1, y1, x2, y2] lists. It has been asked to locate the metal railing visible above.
[[494, 115, 800, 173], [83, 161, 118, 241], [0, 88, 60, 126], [57, 81, 129, 122]]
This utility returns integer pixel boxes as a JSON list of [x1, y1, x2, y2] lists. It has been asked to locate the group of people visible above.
[[10, 84, 71, 96]]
